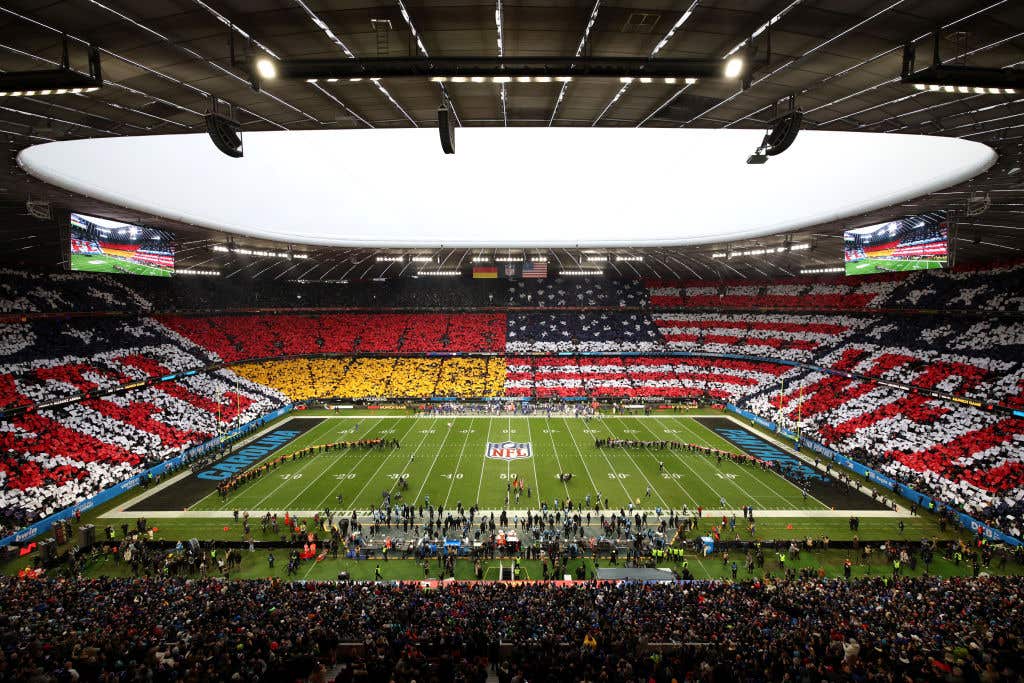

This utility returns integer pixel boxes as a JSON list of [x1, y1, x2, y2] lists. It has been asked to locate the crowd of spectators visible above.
[[653, 312, 871, 362], [742, 334, 1024, 538], [503, 279, 647, 307], [0, 269, 153, 314], [505, 356, 788, 400], [0, 369, 286, 529], [5, 263, 1024, 315], [3, 268, 1024, 545], [644, 261, 1024, 312], [160, 313, 507, 362], [232, 357, 506, 401], [506, 312, 664, 354], [0, 316, 220, 410], [0, 575, 1021, 682]]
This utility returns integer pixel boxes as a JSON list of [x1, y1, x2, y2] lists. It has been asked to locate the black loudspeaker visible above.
[[338, 571, 350, 581], [500, 566, 514, 581], [39, 538, 57, 564], [78, 524, 95, 549], [438, 105, 455, 154], [205, 99, 243, 158], [765, 111, 803, 156]]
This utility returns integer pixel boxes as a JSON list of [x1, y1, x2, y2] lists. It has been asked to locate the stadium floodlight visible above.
[[800, 266, 844, 274], [254, 55, 746, 85], [724, 56, 744, 79], [255, 57, 277, 80], [0, 37, 103, 97], [901, 35, 1023, 95], [204, 98, 243, 158]]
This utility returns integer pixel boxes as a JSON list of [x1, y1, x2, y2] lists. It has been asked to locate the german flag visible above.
[[472, 266, 498, 279]]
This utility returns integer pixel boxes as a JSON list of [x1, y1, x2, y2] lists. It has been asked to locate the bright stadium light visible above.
[[255, 57, 277, 80], [724, 56, 744, 79]]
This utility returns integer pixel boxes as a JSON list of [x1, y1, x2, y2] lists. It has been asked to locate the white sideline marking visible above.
[[99, 507, 911, 520]]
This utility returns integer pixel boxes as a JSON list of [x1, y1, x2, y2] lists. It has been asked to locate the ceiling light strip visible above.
[[640, 1, 803, 128], [0, 10, 276, 129], [496, 0, 507, 126], [684, 0, 906, 127], [549, 0, 602, 125], [291, 0, 417, 126], [804, 29, 1024, 120], [84, 0, 319, 125], [395, 0, 458, 127], [593, 0, 699, 126]]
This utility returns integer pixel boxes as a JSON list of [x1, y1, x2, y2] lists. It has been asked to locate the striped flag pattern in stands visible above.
[[522, 261, 548, 279]]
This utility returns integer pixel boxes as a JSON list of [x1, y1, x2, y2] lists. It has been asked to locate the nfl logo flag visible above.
[[486, 441, 533, 460]]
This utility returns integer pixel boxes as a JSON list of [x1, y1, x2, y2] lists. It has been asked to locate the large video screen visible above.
[[69, 213, 175, 277], [843, 212, 948, 276]]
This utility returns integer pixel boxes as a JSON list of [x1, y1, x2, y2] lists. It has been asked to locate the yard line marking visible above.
[[678, 416, 818, 509], [411, 418, 459, 504], [310, 417, 420, 512], [659, 416, 772, 510], [280, 419, 385, 510], [594, 414, 671, 510], [562, 416, 632, 504], [524, 416, 542, 505], [348, 417, 438, 508], [542, 416, 580, 500], [247, 419, 353, 511], [615, 415, 700, 509], [219, 418, 342, 510], [442, 417, 477, 508], [474, 415, 498, 505], [602, 415, 693, 509], [640, 417, 742, 510]]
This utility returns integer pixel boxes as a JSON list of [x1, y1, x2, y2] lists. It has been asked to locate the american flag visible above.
[[522, 261, 547, 279]]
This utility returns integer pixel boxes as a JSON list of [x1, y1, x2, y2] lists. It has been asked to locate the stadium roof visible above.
[[0, 0, 1022, 279]]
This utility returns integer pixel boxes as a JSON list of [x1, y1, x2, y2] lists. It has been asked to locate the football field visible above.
[[127, 413, 872, 517], [845, 256, 945, 275], [70, 252, 173, 277]]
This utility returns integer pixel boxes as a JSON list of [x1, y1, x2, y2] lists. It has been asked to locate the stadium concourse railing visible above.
[[2, 349, 1022, 549]]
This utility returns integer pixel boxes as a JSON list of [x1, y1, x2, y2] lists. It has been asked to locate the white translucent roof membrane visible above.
[[18, 128, 995, 248]]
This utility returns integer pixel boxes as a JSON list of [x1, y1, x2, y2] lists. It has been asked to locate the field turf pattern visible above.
[[185, 415, 823, 514], [70, 253, 173, 277], [845, 256, 945, 276]]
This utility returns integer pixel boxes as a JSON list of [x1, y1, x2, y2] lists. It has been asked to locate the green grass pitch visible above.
[[845, 256, 946, 276], [186, 415, 822, 514], [70, 253, 173, 277]]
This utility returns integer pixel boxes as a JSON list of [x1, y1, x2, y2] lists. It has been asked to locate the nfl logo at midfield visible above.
[[486, 441, 533, 460]]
